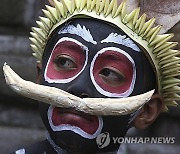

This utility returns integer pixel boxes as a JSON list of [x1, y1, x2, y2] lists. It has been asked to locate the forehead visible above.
[[43, 18, 142, 68], [64, 18, 125, 41], [44, 18, 140, 55]]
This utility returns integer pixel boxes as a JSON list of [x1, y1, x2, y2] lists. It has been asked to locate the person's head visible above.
[[36, 17, 161, 152], [29, 0, 179, 153]]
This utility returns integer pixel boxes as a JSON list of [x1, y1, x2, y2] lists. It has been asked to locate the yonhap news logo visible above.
[[96, 132, 111, 149], [96, 132, 175, 149]]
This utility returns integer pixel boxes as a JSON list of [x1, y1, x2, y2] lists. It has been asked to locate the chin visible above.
[[40, 103, 130, 153], [50, 131, 103, 153]]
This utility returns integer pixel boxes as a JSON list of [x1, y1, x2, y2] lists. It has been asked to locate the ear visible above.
[[36, 63, 42, 84], [133, 94, 164, 129]]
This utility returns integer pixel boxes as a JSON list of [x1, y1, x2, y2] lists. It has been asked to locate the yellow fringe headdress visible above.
[[29, 0, 180, 111]]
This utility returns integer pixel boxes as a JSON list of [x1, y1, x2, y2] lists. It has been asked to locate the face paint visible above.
[[3, 61, 153, 153], [15, 149, 25, 154], [39, 18, 156, 153], [59, 24, 97, 45], [44, 37, 88, 83], [101, 33, 140, 52], [48, 105, 103, 139], [90, 47, 136, 97]]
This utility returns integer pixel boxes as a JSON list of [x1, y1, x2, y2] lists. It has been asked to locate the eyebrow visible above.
[[101, 33, 140, 52], [58, 24, 97, 45]]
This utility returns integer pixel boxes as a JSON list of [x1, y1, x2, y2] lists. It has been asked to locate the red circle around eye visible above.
[[45, 40, 86, 81], [92, 50, 134, 94]]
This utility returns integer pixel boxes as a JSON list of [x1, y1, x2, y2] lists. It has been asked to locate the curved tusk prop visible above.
[[3, 63, 154, 116]]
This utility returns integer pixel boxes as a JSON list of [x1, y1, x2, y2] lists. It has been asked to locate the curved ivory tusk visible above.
[[3, 63, 154, 116]]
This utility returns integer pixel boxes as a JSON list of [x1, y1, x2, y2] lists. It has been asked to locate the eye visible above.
[[99, 67, 125, 87], [54, 54, 77, 71]]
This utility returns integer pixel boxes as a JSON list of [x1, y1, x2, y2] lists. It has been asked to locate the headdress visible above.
[[29, 0, 180, 111]]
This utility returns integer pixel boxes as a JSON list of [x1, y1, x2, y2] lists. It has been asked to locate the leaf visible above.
[[48, 0, 55, 6], [140, 0, 180, 33], [118, 0, 140, 12], [168, 22, 180, 50], [126, 0, 140, 12]]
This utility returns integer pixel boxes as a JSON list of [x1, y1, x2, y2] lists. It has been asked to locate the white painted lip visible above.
[[48, 105, 103, 139]]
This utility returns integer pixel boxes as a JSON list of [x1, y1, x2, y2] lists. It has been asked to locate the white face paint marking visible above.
[[59, 24, 97, 45], [90, 47, 136, 98], [101, 33, 140, 52], [44, 37, 88, 84], [15, 149, 25, 154], [48, 105, 103, 139]]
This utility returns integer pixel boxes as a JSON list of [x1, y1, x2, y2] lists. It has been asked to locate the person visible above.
[[3, 0, 180, 153]]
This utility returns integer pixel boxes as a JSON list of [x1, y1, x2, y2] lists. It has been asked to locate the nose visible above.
[[66, 68, 93, 98], [67, 85, 92, 98]]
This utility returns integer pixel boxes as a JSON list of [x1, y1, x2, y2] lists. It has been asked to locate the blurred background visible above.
[[0, 0, 180, 153]]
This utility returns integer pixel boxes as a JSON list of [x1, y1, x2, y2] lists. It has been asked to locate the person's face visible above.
[[39, 18, 155, 153]]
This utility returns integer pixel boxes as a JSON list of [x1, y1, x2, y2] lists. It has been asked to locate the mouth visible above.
[[48, 106, 103, 139]]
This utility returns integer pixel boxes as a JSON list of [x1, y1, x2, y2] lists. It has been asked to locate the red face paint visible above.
[[45, 38, 87, 83], [91, 47, 135, 96], [52, 107, 99, 135]]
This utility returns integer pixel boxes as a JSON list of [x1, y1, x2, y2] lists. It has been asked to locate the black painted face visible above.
[[39, 18, 156, 153]]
